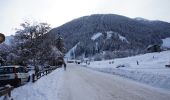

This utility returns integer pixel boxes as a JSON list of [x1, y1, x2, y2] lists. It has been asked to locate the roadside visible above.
[[85, 51, 170, 90], [0, 67, 63, 100], [1, 63, 170, 100], [58, 64, 170, 100]]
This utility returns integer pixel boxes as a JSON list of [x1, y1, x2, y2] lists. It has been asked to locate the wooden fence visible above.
[[0, 66, 60, 99], [0, 85, 14, 100], [32, 66, 60, 82]]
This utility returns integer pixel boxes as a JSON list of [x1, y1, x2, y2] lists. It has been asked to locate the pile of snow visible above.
[[91, 32, 102, 40], [86, 51, 170, 90], [162, 37, 170, 48], [0, 68, 63, 100]]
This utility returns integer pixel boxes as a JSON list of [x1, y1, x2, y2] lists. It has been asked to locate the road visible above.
[[58, 64, 170, 100]]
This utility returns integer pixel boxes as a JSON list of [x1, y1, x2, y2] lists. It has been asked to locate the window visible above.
[[0, 67, 14, 74], [16, 67, 28, 73]]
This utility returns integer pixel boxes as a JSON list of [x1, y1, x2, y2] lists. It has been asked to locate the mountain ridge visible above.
[[48, 14, 170, 59]]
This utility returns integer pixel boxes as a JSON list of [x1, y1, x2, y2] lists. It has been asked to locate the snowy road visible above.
[[58, 64, 170, 100]]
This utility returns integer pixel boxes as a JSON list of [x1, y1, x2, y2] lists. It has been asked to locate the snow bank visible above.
[[90, 68, 170, 90], [86, 51, 170, 90], [1, 68, 64, 100]]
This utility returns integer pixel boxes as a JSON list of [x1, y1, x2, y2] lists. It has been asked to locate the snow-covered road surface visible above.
[[58, 64, 170, 100]]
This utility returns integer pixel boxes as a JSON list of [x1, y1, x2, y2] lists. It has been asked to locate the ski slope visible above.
[[91, 32, 102, 40], [86, 51, 170, 90]]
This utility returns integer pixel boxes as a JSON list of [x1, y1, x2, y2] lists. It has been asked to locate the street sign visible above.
[[0, 33, 5, 44]]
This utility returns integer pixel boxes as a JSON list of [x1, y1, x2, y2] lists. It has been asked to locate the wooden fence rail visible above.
[[0, 85, 14, 100], [32, 66, 59, 82], [0, 66, 60, 99]]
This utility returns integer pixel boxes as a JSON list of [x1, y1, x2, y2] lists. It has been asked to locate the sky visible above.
[[1, 0, 170, 36]]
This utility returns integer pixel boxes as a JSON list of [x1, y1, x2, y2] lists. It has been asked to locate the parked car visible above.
[[67, 60, 75, 63], [75, 60, 81, 64], [0, 66, 30, 87], [27, 65, 35, 71]]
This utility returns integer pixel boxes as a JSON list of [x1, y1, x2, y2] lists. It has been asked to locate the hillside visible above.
[[86, 50, 170, 90], [48, 14, 170, 59]]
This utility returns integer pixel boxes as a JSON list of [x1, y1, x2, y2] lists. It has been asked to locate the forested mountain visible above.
[[1, 14, 170, 61], [48, 14, 170, 59]]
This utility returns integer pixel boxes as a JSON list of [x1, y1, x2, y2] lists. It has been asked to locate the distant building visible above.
[[147, 44, 161, 53]]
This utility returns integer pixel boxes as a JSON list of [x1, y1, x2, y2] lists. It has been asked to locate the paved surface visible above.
[[58, 64, 170, 100]]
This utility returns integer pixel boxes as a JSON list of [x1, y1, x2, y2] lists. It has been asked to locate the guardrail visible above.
[[0, 85, 14, 100], [32, 66, 60, 82]]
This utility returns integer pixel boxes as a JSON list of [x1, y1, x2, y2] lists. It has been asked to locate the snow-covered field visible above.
[[86, 51, 170, 90], [162, 37, 170, 48], [0, 68, 64, 100]]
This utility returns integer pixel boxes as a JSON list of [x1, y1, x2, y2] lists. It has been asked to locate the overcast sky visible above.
[[1, 0, 170, 36]]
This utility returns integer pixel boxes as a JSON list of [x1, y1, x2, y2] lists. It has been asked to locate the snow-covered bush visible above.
[[103, 51, 115, 60], [94, 54, 103, 61]]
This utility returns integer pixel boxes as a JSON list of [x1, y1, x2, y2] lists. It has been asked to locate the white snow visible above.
[[107, 31, 129, 43], [162, 37, 170, 48], [134, 17, 152, 22], [118, 34, 129, 43], [113, 32, 129, 43], [91, 31, 113, 40], [90, 31, 129, 42], [1, 63, 170, 100], [1, 68, 64, 100], [95, 42, 99, 51], [58, 64, 170, 100], [86, 51, 170, 90], [65, 42, 80, 59], [106, 31, 112, 39], [91, 32, 102, 40]]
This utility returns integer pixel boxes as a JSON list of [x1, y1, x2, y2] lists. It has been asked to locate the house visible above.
[[147, 44, 161, 53]]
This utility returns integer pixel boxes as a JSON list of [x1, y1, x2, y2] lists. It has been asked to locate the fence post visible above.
[[32, 74, 35, 83], [46, 70, 48, 75], [0, 85, 14, 100]]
